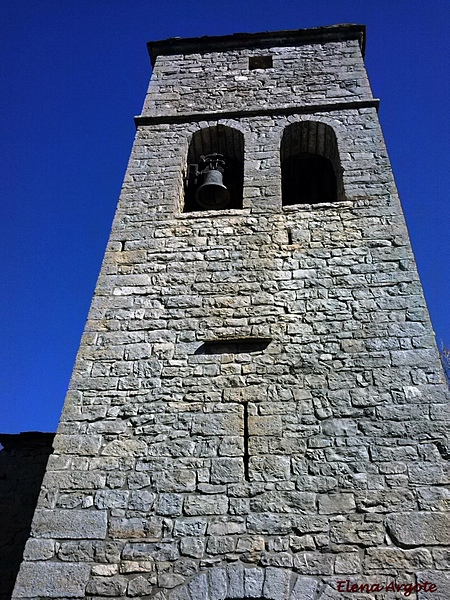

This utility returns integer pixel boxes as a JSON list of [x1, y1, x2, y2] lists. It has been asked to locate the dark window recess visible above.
[[243, 402, 249, 481], [287, 228, 293, 245], [195, 338, 271, 355], [184, 125, 244, 212], [280, 121, 343, 206], [282, 153, 337, 205], [249, 55, 273, 70]]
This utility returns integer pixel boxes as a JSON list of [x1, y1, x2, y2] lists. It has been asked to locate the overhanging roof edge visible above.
[[147, 24, 366, 66]]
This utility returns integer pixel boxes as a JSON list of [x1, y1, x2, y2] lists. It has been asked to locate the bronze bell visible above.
[[195, 154, 230, 209]]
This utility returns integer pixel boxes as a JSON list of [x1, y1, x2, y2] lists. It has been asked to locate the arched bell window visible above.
[[184, 125, 244, 212], [281, 121, 343, 206]]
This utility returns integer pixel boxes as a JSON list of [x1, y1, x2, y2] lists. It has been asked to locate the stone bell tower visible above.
[[13, 25, 449, 600]]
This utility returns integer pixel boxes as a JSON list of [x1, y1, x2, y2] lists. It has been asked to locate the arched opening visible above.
[[184, 125, 244, 212], [281, 121, 343, 206]]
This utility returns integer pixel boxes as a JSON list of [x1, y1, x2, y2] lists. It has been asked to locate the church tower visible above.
[[13, 25, 449, 600]]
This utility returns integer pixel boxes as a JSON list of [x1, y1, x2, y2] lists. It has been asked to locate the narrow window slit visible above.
[[243, 402, 249, 481], [120, 241, 126, 251], [195, 338, 271, 355], [287, 228, 293, 245]]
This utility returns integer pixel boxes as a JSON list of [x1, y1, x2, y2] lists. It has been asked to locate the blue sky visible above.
[[2, 1, 449, 434]]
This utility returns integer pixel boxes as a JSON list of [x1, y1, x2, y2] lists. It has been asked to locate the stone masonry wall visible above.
[[12, 27, 449, 600], [143, 39, 372, 118]]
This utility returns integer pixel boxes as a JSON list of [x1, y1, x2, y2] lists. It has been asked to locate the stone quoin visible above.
[[10, 24, 450, 600]]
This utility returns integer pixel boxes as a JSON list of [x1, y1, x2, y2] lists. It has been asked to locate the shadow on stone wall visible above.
[[0, 432, 54, 600]]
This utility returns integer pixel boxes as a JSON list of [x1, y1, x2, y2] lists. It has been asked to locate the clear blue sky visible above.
[[2, 1, 449, 434]]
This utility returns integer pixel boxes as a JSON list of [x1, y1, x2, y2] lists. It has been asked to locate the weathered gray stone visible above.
[[294, 552, 335, 575], [157, 492, 183, 515], [188, 572, 208, 600], [109, 516, 162, 539], [22, 538, 55, 561], [318, 493, 356, 514], [122, 542, 179, 561], [85, 575, 128, 596], [174, 517, 207, 537], [159, 573, 185, 589], [244, 567, 265, 598], [184, 495, 228, 515], [128, 490, 155, 511], [92, 564, 119, 576], [180, 537, 205, 558], [334, 551, 361, 574], [386, 513, 450, 546], [206, 535, 236, 554], [13, 562, 90, 598], [263, 567, 291, 600], [211, 458, 244, 483], [32, 509, 107, 539], [127, 575, 154, 596], [226, 563, 245, 598], [208, 566, 227, 600], [417, 570, 450, 600], [364, 547, 433, 571], [290, 576, 319, 600], [94, 490, 129, 509]]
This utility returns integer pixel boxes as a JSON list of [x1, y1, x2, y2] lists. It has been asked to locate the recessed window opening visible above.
[[184, 125, 244, 212], [195, 338, 271, 355], [249, 55, 273, 70], [281, 121, 343, 206]]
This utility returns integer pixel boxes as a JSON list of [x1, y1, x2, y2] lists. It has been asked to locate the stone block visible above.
[[263, 567, 291, 600], [247, 513, 293, 535], [94, 490, 129, 509], [208, 566, 227, 600], [13, 562, 90, 598], [192, 413, 242, 436], [52, 434, 102, 455], [127, 575, 154, 596], [364, 547, 433, 571], [22, 538, 55, 561], [294, 552, 335, 575], [244, 567, 264, 598], [248, 415, 282, 436], [386, 513, 450, 546], [157, 492, 183, 515], [227, 563, 245, 598], [318, 493, 356, 514], [211, 458, 244, 483], [109, 517, 162, 539], [184, 495, 228, 515], [32, 509, 107, 539], [330, 519, 384, 546], [180, 537, 205, 558], [250, 456, 291, 481], [128, 490, 156, 511], [207, 518, 246, 536], [152, 469, 196, 492], [159, 572, 185, 589], [101, 438, 148, 457], [206, 535, 236, 555], [122, 542, 179, 561], [91, 564, 119, 576], [417, 570, 450, 600], [188, 572, 208, 600], [85, 575, 128, 596], [290, 576, 319, 600]]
